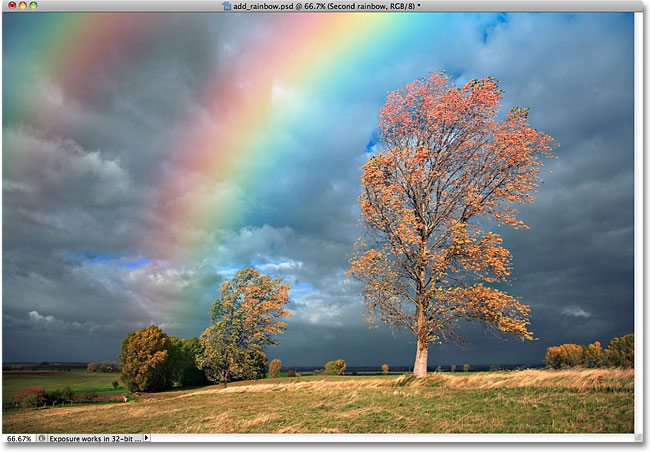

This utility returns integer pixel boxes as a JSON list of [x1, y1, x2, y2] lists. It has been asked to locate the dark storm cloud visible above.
[[2, 12, 635, 366]]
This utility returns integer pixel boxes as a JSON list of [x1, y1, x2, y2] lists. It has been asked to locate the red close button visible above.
[[8, 1, 16, 8]]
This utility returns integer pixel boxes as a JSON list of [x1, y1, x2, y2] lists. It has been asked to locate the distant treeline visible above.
[[278, 364, 546, 374], [3, 362, 89, 371], [86, 361, 122, 372], [3, 362, 547, 373]]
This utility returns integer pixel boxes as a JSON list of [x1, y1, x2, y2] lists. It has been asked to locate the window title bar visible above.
[[2, 0, 644, 12]]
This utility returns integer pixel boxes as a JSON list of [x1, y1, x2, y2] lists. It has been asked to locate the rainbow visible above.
[[4, 12, 440, 261]]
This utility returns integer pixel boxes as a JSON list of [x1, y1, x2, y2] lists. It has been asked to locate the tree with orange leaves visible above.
[[348, 70, 556, 377], [197, 267, 291, 385]]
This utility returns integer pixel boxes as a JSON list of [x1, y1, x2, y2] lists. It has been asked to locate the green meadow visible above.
[[3, 371, 125, 404]]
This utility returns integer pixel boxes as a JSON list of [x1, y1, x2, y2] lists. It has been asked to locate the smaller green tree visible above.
[[269, 359, 282, 378], [207, 267, 291, 352], [325, 359, 346, 375], [463, 364, 470, 372], [382, 364, 389, 375], [451, 365, 456, 373], [197, 267, 291, 387]]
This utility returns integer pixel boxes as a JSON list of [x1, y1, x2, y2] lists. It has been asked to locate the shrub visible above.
[[564, 344, 585, 367], [22, 394, 45, 408], [76, 393, 98, 403], [489, 365, 500, 372], [545, 343, 585, 369], [450, 364, 456, 373], [61, 386, 75, 403], [324, 359, 346, 375], [87, 362, 99, 372], [269, 359, 282, 378], [46, 390, 62, 405], [544, 346, 563, 369], [605, 334, 634, 368], [111, 381, 119, 389], [584, 341, 604, 368], [312, 369, 322, 376], [13, 387, 47, 408], [436, 365, 442, 372], [286, 370, 296, 377], [382, 364, 389, 375], [463, 364, 470, 372]]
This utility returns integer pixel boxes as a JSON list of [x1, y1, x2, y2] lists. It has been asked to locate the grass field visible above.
[[2, 368, 633, 434], [3, 371, 125, 403]]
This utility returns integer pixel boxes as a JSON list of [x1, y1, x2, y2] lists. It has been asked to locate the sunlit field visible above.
[[3, 369, 633, 434], [3, 371, 125, 404]]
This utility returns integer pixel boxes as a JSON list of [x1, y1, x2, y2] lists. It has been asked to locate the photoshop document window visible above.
[[1, 0, 643, 444]]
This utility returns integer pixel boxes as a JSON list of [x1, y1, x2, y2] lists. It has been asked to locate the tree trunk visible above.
[[414, 246, 429, 378], [413, 337, 428, 377]]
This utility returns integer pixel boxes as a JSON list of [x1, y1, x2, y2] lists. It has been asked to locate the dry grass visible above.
[[196, 377, 391, 396], [3, 370, 634, 434], [398, 368, 634, 391]]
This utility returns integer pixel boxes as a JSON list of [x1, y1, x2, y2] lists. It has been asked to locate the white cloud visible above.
[[4, 310, 181, 337], [562, 306, 592, 318], [5, 311, 99, 333], [257, 259, 303, 274], [4, 126, 132, 207]]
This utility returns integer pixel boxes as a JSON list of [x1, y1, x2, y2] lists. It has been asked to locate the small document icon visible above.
[[223, 2, 231, 10]]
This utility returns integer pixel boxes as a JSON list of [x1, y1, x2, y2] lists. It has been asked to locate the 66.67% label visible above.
[[6, 435, 33, 442]]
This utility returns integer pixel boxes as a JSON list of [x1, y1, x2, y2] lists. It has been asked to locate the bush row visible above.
[[545, 334, 633, 369], [433, 364, 472, 372], [12, 386, 80, 408], [87, 361, 121, 372]]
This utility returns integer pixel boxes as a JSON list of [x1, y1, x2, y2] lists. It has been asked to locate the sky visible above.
[[2, 12, 635, 368]]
